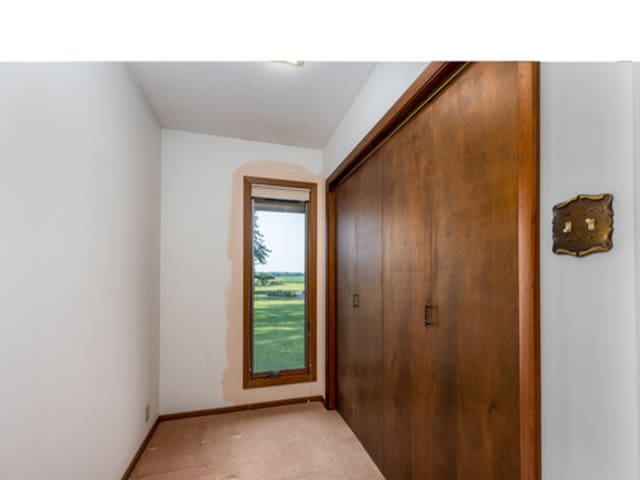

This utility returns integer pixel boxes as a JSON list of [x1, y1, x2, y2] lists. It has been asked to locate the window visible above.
[[243, 176, 317, 388]]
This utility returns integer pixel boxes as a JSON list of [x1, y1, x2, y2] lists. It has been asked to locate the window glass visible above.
[[252, 198, 307, 374]]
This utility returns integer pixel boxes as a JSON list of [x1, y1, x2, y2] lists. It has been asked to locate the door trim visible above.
[[325, 61, 541, 480], [326, 62, 468, 187], [517, 62, 541, 480]]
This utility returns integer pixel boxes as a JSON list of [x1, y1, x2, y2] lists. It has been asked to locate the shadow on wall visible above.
[[222, 161, 323, 404]]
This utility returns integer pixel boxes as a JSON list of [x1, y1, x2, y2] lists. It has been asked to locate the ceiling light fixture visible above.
[[272, 60, 305, 67]]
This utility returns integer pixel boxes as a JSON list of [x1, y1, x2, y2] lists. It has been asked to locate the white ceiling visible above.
[[129, 62, 377, 149]]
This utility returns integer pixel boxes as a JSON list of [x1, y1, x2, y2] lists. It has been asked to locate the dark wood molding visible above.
[[243, 176, 318, 389], [243, 176, 253, 387], [120, 419, 159, 480], [158, 395, 324, 422], [326, 61, 467, 188], [517, 61, 541, 480], [243, 176, 318, 190]]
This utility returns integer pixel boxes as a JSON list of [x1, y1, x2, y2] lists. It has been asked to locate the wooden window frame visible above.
[[243, 176, 318, 389]]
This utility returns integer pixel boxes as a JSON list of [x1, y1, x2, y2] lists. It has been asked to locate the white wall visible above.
[[157, 61, 426, 416], [322, 62, 428, 176], [0, 64, 161, 480], [4, 60, 636, 480], [540, 63, 639, 480], [160, 129, 324, 414], [635, 63, 640, 472]]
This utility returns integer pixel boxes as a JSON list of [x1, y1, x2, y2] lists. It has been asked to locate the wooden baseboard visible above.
[[158, 395, 324, 422], [121, 418, 159, 480]]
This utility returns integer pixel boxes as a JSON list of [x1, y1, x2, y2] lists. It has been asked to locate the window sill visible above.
[[243, 370, 316, 389]]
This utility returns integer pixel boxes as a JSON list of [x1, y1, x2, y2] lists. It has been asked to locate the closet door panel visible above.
[[332, 61, 537, 480], [336, 154, 384, 465], [380, 106, 435, 479], [353, 154, 383, 463], [430, 62, 521, 479], [336, 173, 359, 438]]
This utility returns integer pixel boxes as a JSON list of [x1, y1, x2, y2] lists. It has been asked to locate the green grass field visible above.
[[253, 275, 306, 373]]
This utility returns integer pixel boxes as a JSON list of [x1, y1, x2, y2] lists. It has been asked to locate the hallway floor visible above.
[[130, 401, 383, 479]]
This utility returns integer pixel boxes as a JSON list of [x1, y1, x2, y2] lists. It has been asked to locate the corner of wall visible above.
[[321, 62, 429, 178], [125, 63, 162, 128], [632, 61, 640, 479]]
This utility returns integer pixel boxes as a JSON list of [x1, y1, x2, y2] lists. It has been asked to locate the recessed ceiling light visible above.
[[272, 60, 305, 67]]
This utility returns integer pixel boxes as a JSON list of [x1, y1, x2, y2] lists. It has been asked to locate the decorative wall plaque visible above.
[[552, 194, 613, 257]]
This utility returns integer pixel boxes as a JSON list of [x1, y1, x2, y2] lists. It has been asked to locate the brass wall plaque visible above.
[[552, 194, 613, 257]]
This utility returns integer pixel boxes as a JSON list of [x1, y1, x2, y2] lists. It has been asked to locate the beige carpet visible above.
[[130, 401, 384, 479]]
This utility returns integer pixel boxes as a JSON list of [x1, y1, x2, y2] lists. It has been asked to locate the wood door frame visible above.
[[325, 61, 540, 480]]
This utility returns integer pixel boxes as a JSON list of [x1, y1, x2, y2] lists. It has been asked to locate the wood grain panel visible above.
[[336, 175, 358, 431], [336, 155, 383, 465], [325, 188, 338, 409], [328, 61, 540, 480], [353, 155, 384, 464], [379, 105, 434, 479], [429, 62, 521, 479]]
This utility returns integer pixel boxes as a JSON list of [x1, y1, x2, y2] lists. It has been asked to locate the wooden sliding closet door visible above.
[[380, 106, 435, 479], [336, 153, 383, 464], [328, 61, 539, 480], [428, 62, 522, 479]]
